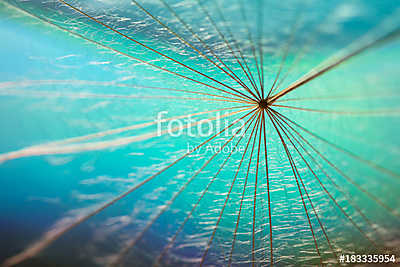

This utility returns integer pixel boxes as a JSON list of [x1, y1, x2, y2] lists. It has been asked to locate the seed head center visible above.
[[258, 99, 269, 109]]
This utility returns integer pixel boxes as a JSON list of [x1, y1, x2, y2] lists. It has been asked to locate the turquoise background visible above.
[[0, 0, 399, 266]]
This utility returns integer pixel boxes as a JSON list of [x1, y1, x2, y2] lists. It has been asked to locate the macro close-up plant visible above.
[[0, 0, 399, 266]]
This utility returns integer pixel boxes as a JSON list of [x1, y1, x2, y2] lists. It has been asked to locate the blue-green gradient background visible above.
[[0, 0, 399, 266]]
